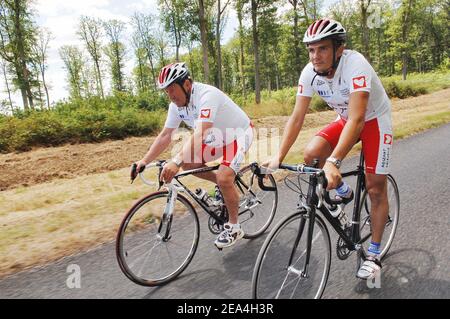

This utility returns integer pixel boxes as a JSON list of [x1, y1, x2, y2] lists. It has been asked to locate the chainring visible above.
[[336, 226, 352, 260], [208, 207, 228, 234]]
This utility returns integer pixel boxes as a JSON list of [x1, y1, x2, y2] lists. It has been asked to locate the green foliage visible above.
[[381, 72, 450, 97], [0, 95, 167, 153]]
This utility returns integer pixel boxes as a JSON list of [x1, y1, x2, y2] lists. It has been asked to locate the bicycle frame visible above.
[[290, 153, 369, 274], [160, 163, 264, 227]]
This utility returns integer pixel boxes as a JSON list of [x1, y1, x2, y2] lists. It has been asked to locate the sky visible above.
[[1, 0, 340, 107]]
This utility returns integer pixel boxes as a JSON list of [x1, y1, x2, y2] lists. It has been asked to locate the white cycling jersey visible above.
[[297, 49, 391, 121], [164, 82, 251, 147]]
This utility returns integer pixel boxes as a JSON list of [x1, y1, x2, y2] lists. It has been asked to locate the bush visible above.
[[0, 100, 166, 153], [382, 80, 428, 99]]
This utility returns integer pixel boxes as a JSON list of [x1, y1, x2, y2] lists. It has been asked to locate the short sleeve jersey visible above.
[[164, 82, 251, 147], [296, 50, 391, 121]]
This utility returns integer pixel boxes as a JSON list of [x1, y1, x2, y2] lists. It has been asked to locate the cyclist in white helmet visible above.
[[134, 62, 254, 249], [266, 18, 393, 280]]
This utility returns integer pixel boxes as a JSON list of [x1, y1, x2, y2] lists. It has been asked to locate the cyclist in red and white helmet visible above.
[[303, 18, 347, 77], [135, 62, 254, 249], [266, 18, 393, 281], [157, 62, 192, 105]]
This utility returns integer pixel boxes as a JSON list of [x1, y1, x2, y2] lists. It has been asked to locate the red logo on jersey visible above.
[[298, 84, 303, 94], [384, 134, 393, 145], [352, 76, 367, 90], [200, 109, 211, 119]]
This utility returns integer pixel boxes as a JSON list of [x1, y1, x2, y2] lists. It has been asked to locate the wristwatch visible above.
[[171, 157, 183, 167], [326, 156, 342, 169]]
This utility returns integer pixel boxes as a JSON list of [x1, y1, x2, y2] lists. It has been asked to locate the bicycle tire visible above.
[[116, 191, 200, 286], [252, 211, 331, 299]]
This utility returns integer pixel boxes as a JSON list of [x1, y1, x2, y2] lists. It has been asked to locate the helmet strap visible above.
[[312, 40, 342, 77], [177, 79, 191, 107]]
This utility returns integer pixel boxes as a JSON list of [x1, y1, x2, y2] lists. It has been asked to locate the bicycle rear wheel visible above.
[[116, 191, 199, 286], [236, 164, 278, 239], [252, 211, 331, 299], [359, 174, 400, 259]]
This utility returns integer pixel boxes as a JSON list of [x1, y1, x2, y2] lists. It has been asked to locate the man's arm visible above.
[[141, 126, 176, 164], [330, 91, 369, 160], [276, 95, 312, 163]]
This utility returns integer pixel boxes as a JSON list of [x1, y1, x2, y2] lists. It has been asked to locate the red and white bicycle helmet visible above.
[[158, 62, 190, 89], [303, 18, 346, 44]]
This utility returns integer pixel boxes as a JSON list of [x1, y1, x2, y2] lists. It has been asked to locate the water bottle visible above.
[[330, 204, 349, 227], [335, 181, 353, 200], [214, 185, 223, 204], [195, 188, 214, 207], [330, 181, 353, 227]]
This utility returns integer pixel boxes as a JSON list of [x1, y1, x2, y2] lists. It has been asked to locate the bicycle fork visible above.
[[157, 184, 179, 242]]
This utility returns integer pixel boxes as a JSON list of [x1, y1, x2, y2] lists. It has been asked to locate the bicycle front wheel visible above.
[[252, 211, 331, 299], [236, 164, 278, 239], [359, 174, 400, 259], [116, 191, 199, 286]]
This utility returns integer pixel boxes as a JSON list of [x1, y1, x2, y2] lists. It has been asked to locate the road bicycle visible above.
[[252, 152, 400, 298], [116, 160, 278, 286]]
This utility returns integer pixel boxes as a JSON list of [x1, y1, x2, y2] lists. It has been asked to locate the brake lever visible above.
[[157, 161, 165, 191], [317, 177, 324, 208], [130, 163, 146, 184]]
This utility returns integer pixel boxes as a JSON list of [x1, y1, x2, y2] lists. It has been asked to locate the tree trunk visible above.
[[36, 72, 44, 109], [236, 0, 246, 95], [400, 0, 413, 80], [401, 53, 407, 80], [216, 0, 223, 90], [172, 13, 180, 61], [290, 0, 302, 76], [198, 0, 209, 83], [2, 62, 14, 112], [299, 0, 309, 25], [360, 0, 371, 62], [145, 51, 157, 91], [41, 70, 50, 108], [313, 0, 317, 20], [113, 44, 123, 91], [251, 0, 261, 104], [137, 55, 144, 92], [273, 47, 280, 90], [23, 64, 33, 109], [13, 0, 33, 109], [94, 59, 104, 98]]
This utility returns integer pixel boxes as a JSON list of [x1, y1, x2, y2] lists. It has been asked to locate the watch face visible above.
[[328, 157, 341, 168]]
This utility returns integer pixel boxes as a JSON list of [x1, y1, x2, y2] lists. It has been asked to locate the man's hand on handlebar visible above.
[[323, 161, 342, 191], [260, 159, 280, 179], [130, 159, 148, 183]]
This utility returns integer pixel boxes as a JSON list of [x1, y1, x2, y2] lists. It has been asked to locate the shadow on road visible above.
[[353, 248, 450, 298]]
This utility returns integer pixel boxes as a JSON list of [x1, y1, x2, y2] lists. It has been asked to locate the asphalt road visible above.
[[1, 123, 449, 299]]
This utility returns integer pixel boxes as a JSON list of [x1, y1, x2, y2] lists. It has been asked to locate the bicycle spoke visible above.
[[272, 230, 322, 298], [125, 234, 160, 256], [131, 238, 161, 276], [275, 268, 303, 299], [138, 241, 160, 278]]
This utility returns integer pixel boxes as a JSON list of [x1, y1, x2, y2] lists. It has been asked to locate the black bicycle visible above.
[[252, 152, 400, 299], [116, 160, 278, 287]]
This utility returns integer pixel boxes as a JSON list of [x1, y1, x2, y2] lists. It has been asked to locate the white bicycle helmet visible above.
[[158, 62, 190, 89], [303, 18, 346, 44]]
